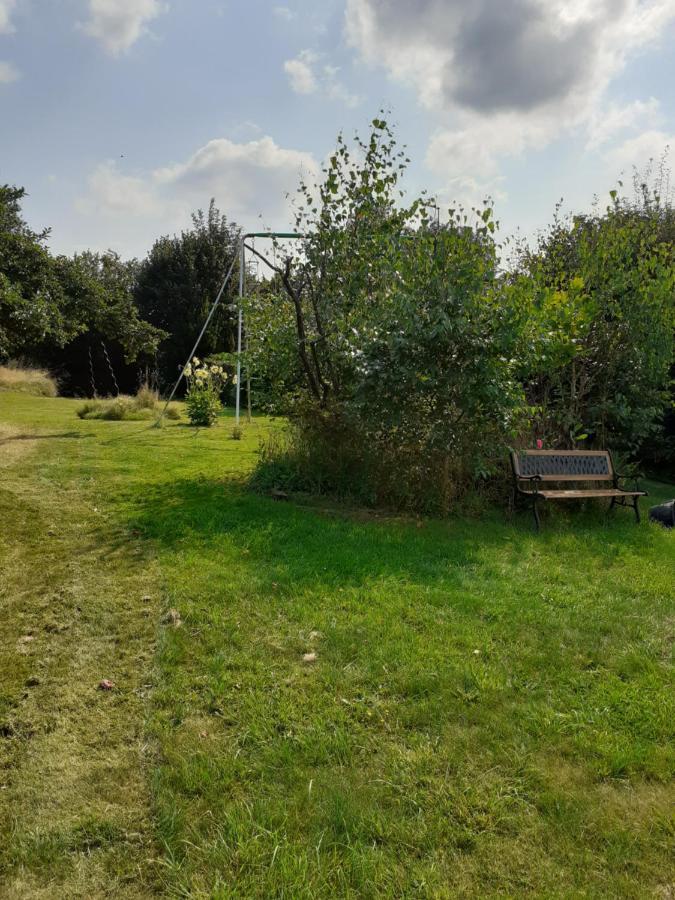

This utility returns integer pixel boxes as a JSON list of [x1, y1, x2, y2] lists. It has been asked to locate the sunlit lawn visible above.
[[1, 391, 673, 897]]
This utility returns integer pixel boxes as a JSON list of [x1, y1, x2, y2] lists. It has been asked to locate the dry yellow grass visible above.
[[0, 364, 58, 397], [0, 408, 161, 897]]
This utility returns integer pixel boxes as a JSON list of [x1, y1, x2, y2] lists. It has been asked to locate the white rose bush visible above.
[[183, 357, 236, 427]]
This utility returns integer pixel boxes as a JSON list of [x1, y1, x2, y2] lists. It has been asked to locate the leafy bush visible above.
[[0, 362, 58, 396], [184, 357, 234, 427], [245, 120, 674, 511], [514, 185, 674, 453], [246, 119, 526, 510]]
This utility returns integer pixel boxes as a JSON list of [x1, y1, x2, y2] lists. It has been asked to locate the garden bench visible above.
[[510, 449, 647, 531]]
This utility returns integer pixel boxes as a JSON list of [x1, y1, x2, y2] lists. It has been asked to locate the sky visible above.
[[1, 0, 675, 260]]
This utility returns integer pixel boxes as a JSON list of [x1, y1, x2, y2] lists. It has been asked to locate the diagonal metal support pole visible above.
[[154, 247, 240, 427]]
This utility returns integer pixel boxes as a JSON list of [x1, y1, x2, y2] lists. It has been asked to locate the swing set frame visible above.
[[155, 231, 302, 427]]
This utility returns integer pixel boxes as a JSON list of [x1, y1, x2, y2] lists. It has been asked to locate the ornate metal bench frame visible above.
[[510, 449, 647, 531]]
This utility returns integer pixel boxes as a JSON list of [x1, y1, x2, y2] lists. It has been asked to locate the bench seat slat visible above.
[[520, 488, 646, 499]]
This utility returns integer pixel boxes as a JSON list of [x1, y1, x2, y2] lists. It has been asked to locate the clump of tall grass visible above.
[[0, 362, 58, 397], [135, 383, 159, 409], [77, 384, 181, 421], [250, 410, 503, 515]]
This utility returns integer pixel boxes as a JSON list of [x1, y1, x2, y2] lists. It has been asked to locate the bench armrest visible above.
[[514, 474, 542, 494]]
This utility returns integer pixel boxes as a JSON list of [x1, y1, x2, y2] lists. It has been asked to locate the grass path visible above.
[[0, 413, 161, 897], [1, 392, 674, 898]]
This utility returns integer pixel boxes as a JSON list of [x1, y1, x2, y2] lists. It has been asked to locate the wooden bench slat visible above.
[[521, 488, 646, 499]]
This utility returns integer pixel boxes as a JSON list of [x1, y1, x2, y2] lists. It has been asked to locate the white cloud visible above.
[[273, 5, 296, 21], [0, 0, 19, 35], [0, 0, 17, 34], [284, 50, 319, 94], [604, 130, 673, 172], [284, 49, 361, 107], [77, 162, 159, 217], [74, 135, 319, 255], [346, 0, 674, 117], [0, 2, 20, 86], [154, 136, 320, 224], [345, 0, 675, 199], [585, 98, 662, 150], [80, 0, 165, 56], [0, 60, 19, 83]]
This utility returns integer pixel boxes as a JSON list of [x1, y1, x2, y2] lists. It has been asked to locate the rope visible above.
[[88, 343, 97, 398], [101, 340, 119, 396]]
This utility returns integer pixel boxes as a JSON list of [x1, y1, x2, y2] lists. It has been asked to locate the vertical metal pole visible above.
[[236, 237, 244, 425]]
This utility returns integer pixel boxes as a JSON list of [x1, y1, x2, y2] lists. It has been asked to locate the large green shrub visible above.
[[246, 122, 674, 511], [247, 120, 527, 510], [515, 187, 674, 452]]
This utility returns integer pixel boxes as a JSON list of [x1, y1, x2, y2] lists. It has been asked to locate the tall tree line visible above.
[[0, 187, 240, 395]]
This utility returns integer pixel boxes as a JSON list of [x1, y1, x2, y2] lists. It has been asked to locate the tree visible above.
[[0, 185, 75, 359], [45, 251, 166, 395], [247, 119, 527, 510], [515, 185, 674, 453], [0, 184, 165, 393], [134, 200, 240, 388]]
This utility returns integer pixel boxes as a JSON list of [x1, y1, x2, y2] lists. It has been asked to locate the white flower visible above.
[[184, 364, 192, 376], [232, 375, 238, 385], [210, 365, 219, 374], [192, 356, 200, 365]]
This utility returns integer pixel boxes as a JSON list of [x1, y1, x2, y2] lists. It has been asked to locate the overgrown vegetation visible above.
[[516, 174, 675, 454], [246, 120, 674, 512], [76, 384, 181, 421], [3, 123, 672, 499], [0, 362, 58, 396], [1, 393, 672, 897]]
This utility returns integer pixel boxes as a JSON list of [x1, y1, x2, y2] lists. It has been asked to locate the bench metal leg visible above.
[[609, 494, 640, 523], [532, 497, 541, 532]]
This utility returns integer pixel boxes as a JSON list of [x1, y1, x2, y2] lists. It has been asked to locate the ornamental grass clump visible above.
[[184, 357, 234, 427]]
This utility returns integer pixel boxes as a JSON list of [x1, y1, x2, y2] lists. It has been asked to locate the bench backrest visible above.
[[511, 449, 614, 482]]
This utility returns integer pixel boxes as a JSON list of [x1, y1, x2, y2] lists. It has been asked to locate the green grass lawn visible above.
[[1, 392, 673, 898]]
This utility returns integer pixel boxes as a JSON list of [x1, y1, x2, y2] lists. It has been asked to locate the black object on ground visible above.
[[648, 500, 675, 528]]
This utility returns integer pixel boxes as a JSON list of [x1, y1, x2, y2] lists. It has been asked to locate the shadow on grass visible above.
[[0, 431, 85, 445], [126, 475, 669, 593]]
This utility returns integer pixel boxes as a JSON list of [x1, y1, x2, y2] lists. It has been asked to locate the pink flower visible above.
[[536, 439, 543, 449]]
